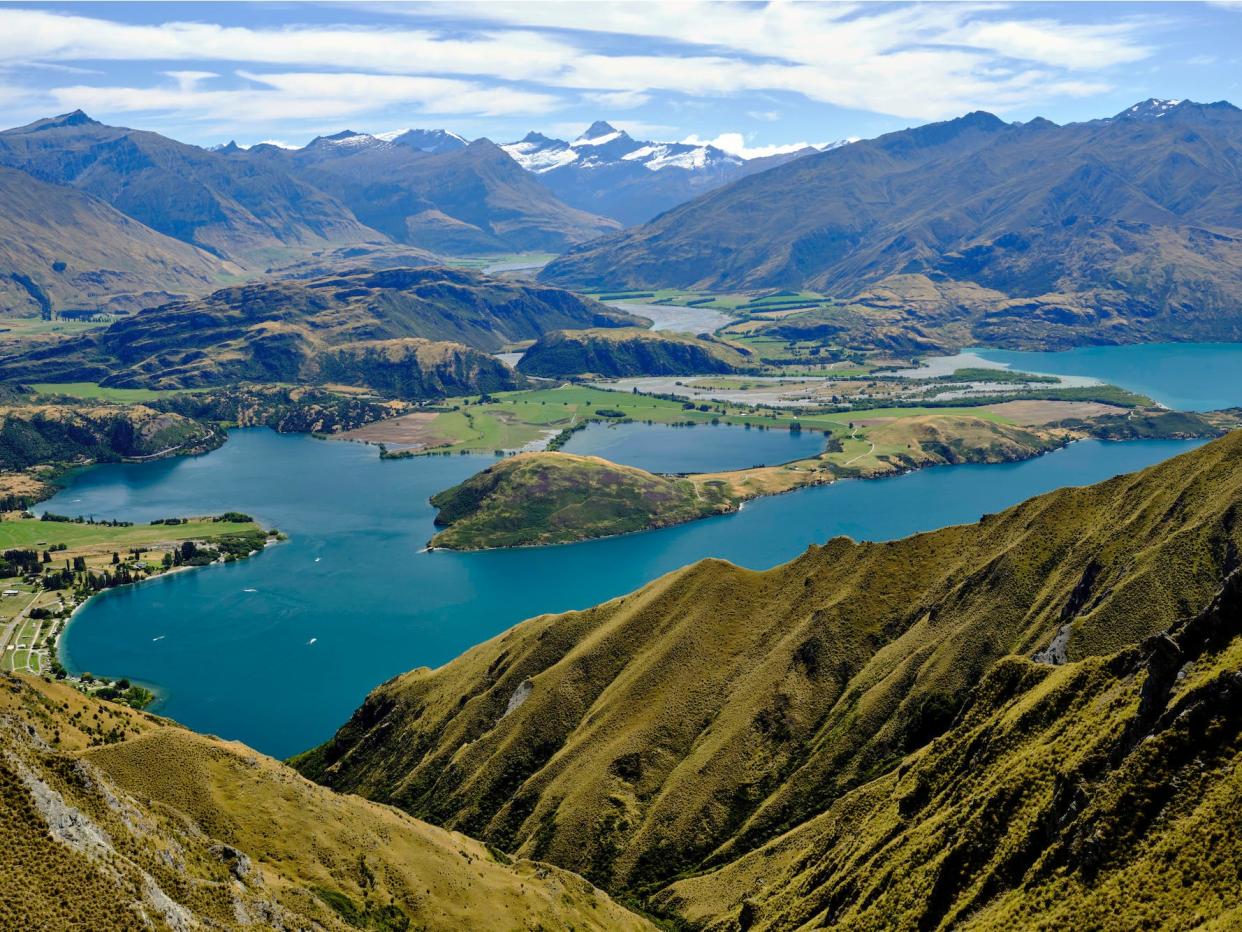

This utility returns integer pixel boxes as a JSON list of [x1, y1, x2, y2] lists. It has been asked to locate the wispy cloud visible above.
[[0, 3, 1158, 124], [47, 71, 562, 124]]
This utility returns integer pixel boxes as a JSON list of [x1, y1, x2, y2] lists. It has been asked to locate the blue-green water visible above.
[[561, 421, 826, 472], [973, 343, 1242, 411], [49, 430, 1203, 758]]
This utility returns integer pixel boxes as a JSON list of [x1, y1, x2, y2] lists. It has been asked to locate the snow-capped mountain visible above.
[[1113, 98, 1186, 121], [503, 121, 746, 176], [502, 121, 816, 225], [379, 128, 468, 153]]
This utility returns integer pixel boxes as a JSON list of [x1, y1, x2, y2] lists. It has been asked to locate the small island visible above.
[[428, 452, 736, 549], [427, 407, 1242, 551]]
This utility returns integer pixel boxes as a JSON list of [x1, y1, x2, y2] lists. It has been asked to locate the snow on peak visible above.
[[1117, 98, 1187, 121]]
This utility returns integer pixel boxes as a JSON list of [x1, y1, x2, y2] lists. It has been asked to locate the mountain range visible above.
[[542, 99, 1242, 349], [225, 129, 619, 255], [503, 120, 823, 225], [0, 111, 621, 315]]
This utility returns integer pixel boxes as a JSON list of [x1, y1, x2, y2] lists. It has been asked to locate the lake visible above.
[[47, 429, 1204, 758], [561, 421, 827, 472], [972, 343, 1242, 411]]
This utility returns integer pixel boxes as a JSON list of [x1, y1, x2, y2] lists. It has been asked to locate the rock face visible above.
[[516, 327, 754, 378], [0, 674, 650, 931], [298, 431, 1242, 928], [0, 267, 641, 397], [542, 100, 1242, 349], [427, 452, 736, 549]]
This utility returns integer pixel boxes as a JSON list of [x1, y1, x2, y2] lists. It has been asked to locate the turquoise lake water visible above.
[[973, 343, 1242, 411], [561, 421, 826, 472], [48, 429, 1204, 758]]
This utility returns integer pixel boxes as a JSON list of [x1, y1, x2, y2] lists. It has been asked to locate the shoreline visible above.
[[41, 524, 283, 706]]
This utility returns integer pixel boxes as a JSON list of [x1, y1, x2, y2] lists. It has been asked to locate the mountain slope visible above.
[[0, 267, 638, 395], [504, 120, 816, 225], [516, 327, 755, 377], [0, 673, 649, 930], [297, 431, 1242, 925], [0, 165, 232, 316], [0, 112, 381, 266], [234, 133, 619, 254], [542, 100, 1242, 348]]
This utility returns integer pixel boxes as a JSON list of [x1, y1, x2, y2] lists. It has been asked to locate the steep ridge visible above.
[[0, 112, 380, 267], [0, 674, 649, 930], [232, 133, 619, 254], [542, 100, 1242, 348], [0, 267, 640, 395], [0, 165, 233, 316], [297, 431, 1242, 924]]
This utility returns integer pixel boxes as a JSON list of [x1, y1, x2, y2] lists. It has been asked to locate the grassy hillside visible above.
[[0, 674, 649, 930], [297, 430, 1242, 926], [0, 404, 217, 471], [517, 327, 755, 378], [542, 101, 1242, 350], [0, 267, 639, 396], [0, 165, 233, 317], [429, 452, 736, 549]]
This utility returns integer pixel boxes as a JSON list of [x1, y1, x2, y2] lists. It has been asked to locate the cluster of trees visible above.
[[0, 548, 43, 577], [40, 512, 133, 527]]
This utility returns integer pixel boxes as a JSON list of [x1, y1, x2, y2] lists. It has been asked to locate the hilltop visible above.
[[543, 100, 1242, 350], [517, 327, 755, 378], [0, 673, 649, 930], [0, 267, 641, 396], [298, 430, 1242, 927]]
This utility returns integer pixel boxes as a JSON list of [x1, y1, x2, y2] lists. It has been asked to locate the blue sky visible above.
[[1, 2, 1239, 154]]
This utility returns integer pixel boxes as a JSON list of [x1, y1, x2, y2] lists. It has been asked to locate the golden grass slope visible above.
[[658, 572, 1242, 930], [297, 431, 1242, 922], [0, 674, 650, 931]]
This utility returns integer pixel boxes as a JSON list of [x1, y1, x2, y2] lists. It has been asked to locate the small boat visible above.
[[307, 637, 317, 645], [243, 588, 257, 593], [152, 635, 165, 642]]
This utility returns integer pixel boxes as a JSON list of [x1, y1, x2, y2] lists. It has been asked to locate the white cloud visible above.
[[682, 132, 817, 159], [0, 2, 1162, 128]]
